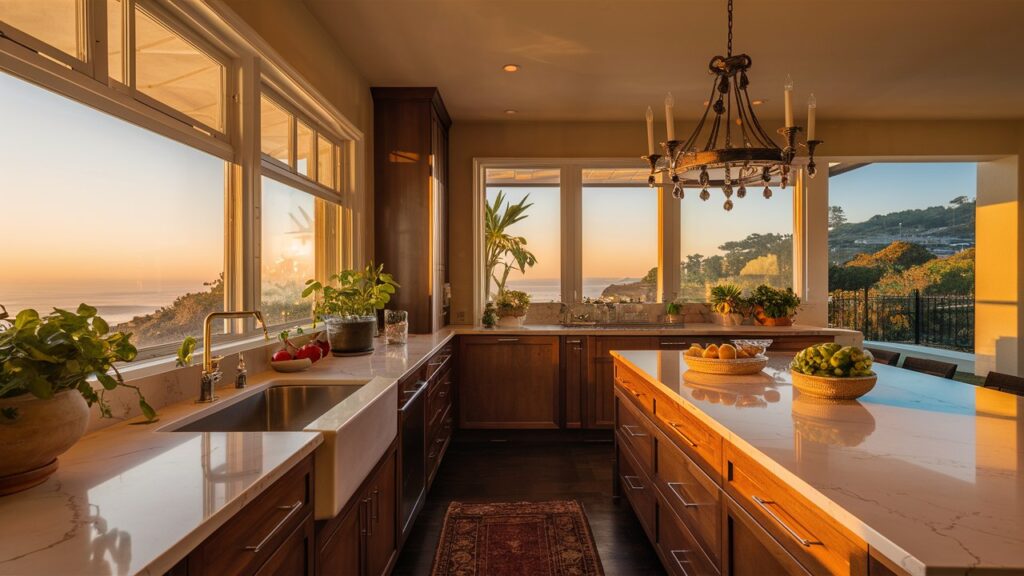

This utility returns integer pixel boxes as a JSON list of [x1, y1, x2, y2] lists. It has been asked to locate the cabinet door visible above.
[[318, 501, 363, 576], [458, 336, 560, 428], [365, 450, 397, 576], [562, 337, 586, 429], [723, 495, 809, 576], [587, 337, 658, 428], [255, 516, 315, 576]]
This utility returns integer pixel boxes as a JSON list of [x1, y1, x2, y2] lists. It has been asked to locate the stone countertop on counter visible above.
[[454, 323, 862, 340], [612, 350, 1024, 576], [0, 329, 457, 576]]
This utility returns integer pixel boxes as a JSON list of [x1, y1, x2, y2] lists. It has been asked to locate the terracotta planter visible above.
[[664, 313, 684, 325], [753, 306, 793, 326], [496, 315, 525, 327], [712, 312, 745, 326], [0, 390, 90, 494]]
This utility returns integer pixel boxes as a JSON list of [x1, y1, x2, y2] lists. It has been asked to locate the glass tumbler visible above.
[[385, 309, 408, 345]]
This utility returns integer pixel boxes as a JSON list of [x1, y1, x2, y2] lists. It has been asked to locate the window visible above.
[[134, 5, 225, 132], [583, 171, 659, 301], [261, 177, 316, 326], [0, 0, 83, 61], [484, 168, 561, 302], [679, 187, 794, 300], [260, 89, 343, 192], [108, 0, 125, 83], [296, 120, 314, 178], [260, 95, 291, 165], [317, 135, 335, 188], [0, 71, 225, 350]]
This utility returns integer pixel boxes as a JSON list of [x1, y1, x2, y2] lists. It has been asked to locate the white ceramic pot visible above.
[[0, 390, 89, 490], [496, 315, 525, 327]]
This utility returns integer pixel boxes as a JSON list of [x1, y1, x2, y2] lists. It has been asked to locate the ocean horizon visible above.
[[506, 277, 642, 302]]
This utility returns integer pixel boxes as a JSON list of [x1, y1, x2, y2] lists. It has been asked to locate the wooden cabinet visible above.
[[317, 445, 398, 576], [588, 336, 658, 428], [457, 335, 560, 429], [723, 495, 809, 576], [561, 336, 587, 429], [372, 87, 450, 333], [187, 455, 315, 576]]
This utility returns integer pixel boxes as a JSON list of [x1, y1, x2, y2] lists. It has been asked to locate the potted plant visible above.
[[302, 262, 399, 355], [709, 284, 748, 326], [748, 285, 801, 326], [0, 304, 154, 495], [665, 301, 684, 324], [493, 290, 530, 327]]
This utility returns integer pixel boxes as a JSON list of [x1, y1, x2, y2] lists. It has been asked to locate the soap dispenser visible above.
[[235, 353, 247, 389]]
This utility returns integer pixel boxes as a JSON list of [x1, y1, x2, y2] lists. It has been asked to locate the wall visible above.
[[221, 0, 375, 259], [450, 118, 1024, 374]]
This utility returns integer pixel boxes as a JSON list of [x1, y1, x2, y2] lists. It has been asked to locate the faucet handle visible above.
[[209, 355, 224, 372]]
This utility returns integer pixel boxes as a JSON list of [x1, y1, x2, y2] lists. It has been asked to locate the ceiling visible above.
[[304, 0, 1024, 122]]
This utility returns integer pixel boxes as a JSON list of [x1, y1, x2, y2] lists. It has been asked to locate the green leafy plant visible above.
[[709, 284, 747, 315], [666, 302, 682, 316], [302, 262, 399, 322], [0, 304, 155, 420], [485, 191, 537, 298], [493, 290, 531, 317], [176, 336, 196, 367], [481, 303, 498, 328], [748, 285, 801, 319]]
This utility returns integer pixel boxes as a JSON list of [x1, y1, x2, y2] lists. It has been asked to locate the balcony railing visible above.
[[828, 290, 974, 352]]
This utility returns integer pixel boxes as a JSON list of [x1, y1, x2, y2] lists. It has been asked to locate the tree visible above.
[[828, 205, 848, 229], [949, 195, 969, 207], [846, 241, 934, 271], [485, 191, 537, 299], [829, 264, 883, 292]]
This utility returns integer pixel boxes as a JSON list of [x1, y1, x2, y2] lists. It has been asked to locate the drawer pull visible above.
[[621, 424, 648, 438], [752, 496, 822, 547], [622, 475, 645, 491], [439, 390, 448, 399], [566, 339, 582, 344], [666, 482, 701, 508], [667, 422, 698, 447], [660, 341, 689, 346], [620, 385, 645, 398], [669, 550, 692, 575], [243, 500, 304, 553], [497, 338, 519, 342]]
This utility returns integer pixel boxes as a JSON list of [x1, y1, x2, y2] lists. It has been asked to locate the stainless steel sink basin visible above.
[[173, 384, 362, 432]]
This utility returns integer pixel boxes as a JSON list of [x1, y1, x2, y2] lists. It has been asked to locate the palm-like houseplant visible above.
[[709, 283, 750, 326], [485, 191, 537, 300]]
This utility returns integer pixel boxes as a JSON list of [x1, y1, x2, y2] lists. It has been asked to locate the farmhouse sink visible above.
[[164, 378, 398, 519]]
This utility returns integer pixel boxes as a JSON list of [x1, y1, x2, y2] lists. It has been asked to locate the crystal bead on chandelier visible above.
[[642, 0, 823, 211]]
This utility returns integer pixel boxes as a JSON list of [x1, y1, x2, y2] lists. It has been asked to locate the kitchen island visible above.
[[611, 350, 1024, 576]]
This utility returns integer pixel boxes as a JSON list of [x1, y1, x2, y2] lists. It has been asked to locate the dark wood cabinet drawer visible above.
[[656, 427, 721, 564], [614, 362, 655, 413], [658, 493, 720, 576], [724, 443, 867, 576], [723, 494, 810, 576], [655, 393, 723, 480], [190, 455, 313, 576], [427, 404, 453, 484], [254, 514, 314, 576], [617, 436, 656, 543], [615, 389, 655, 477], [428, 370, 452, 428]]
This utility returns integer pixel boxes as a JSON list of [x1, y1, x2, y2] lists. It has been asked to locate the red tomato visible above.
[[272, 349, 293, 362], [296, 343, 323, 363], [317, 339, 331, 357]]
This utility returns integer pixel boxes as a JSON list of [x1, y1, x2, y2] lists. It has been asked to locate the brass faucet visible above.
[[199, 311, 269, 403]]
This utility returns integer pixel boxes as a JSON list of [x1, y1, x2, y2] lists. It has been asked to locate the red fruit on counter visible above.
[[272, 349, 293, 362], [296, 343, 323, 363], [317, 338, 331, 356]]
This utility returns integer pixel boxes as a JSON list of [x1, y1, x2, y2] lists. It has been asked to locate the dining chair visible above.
[[983, 371, 1024, 396], [866, 347, 901, 367], [901, 356, 958, 379]]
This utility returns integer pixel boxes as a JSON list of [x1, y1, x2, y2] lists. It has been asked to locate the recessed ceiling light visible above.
[[502, 64, 520, 73], [504, 109, 518, 116], [752, 99, 766, 106]]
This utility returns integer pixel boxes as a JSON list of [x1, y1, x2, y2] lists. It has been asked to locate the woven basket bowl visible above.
[[683, 354, 769, 375], [790, 371, 877, 400]]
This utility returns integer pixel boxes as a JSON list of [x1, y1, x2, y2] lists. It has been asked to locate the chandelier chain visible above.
[[727, 0, 733, 57]]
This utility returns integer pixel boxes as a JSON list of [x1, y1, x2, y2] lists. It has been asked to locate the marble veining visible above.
[[613, 350, 1024, 576]]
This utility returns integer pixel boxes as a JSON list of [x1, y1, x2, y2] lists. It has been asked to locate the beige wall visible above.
[[450, 118, 1024, 373], [221, 0, 374, 258]]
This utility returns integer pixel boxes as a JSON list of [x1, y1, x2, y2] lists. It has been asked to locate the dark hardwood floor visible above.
[[393, 434, 666, 575]]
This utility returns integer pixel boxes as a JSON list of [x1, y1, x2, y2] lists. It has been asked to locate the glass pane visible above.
[[583, 187, 658, 301], [0, 71, 225, 350], [582, 167, 650, 185], [261, 95, 291, 165], [317, 135, 335, 188], [485, 167, 560, 186], [135, 6, 224, 131], [679, 187, 793, 301], [296, 120, 313, 177], [484, 186, 560, 303], [261, 177, 316, 325], [107, 0, 124, 82], [0, 0, 82, 59]]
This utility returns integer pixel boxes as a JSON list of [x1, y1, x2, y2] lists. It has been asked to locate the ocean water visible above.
[[0, 283, 208, 324], [505, 277, 642, 302]]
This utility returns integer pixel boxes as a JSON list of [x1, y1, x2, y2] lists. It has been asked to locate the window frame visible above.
[[473, 158, 809, 323]]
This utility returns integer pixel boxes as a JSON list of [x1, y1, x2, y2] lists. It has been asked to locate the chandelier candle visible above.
[[646, 106, 655, 156], [784, 75, 794, 127], [807, 93, 817, 140], [664, 93, 675, 140]]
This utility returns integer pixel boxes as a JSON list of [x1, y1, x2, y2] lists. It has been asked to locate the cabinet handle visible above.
[[566, 339, 582, 344], [439, 390, 448, 399], [371, 489, 379, 524], [752, 496, 822, 547], [243, 500, 304, 553], [667, 422, 698, 447], [667, 482, 700, 508], [364, 497, 374, 537], [660, 341, 689, 346], [497, 338, 519, 342], [669, 550, 692, 575], [622, 475, 645, 491], [621, 424, 647, 438]]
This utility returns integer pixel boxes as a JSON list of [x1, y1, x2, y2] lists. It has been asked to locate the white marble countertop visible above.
[[612, 350, 1024, 576], [0, 329, 457, 576], [456, 323, 861, 339]]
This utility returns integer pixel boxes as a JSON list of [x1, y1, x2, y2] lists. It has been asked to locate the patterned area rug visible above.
[[431, 500, 605, 576]]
